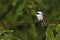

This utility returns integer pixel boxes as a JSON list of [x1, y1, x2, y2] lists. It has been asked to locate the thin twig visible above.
[[0, 20, 60, 26]]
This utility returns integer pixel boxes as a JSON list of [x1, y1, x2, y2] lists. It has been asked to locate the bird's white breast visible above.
[[36, 14, 43, 21]]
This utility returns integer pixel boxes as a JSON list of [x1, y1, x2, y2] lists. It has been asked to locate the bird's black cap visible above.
[[36, 9, 42, 14], [37, 9, 42, 12]]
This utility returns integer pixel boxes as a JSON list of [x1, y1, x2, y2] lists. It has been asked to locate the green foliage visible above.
[[0, 0, 60, 40]]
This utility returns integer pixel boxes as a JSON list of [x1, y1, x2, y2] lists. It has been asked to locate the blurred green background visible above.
[[0, 0, 60, 40]]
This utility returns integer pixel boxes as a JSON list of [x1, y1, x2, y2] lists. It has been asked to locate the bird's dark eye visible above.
[[36, 13, 39, 14]]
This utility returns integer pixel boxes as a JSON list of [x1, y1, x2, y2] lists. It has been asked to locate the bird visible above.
[[36, 9, 47, 27], [36, 10, 43, 21], [35, 9, 48, 40]]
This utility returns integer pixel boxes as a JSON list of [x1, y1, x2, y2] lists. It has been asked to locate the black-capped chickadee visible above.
[[35, 10, 48, 40], [36, 10, 43, 21], [36, 10, 47, 27]]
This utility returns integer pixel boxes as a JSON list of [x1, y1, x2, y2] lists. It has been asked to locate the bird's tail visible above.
[[42, 20, 47, 27], [41, 20, 48, 32]]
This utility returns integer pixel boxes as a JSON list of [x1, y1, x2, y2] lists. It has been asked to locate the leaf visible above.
[[5, 30, 14, 33]]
